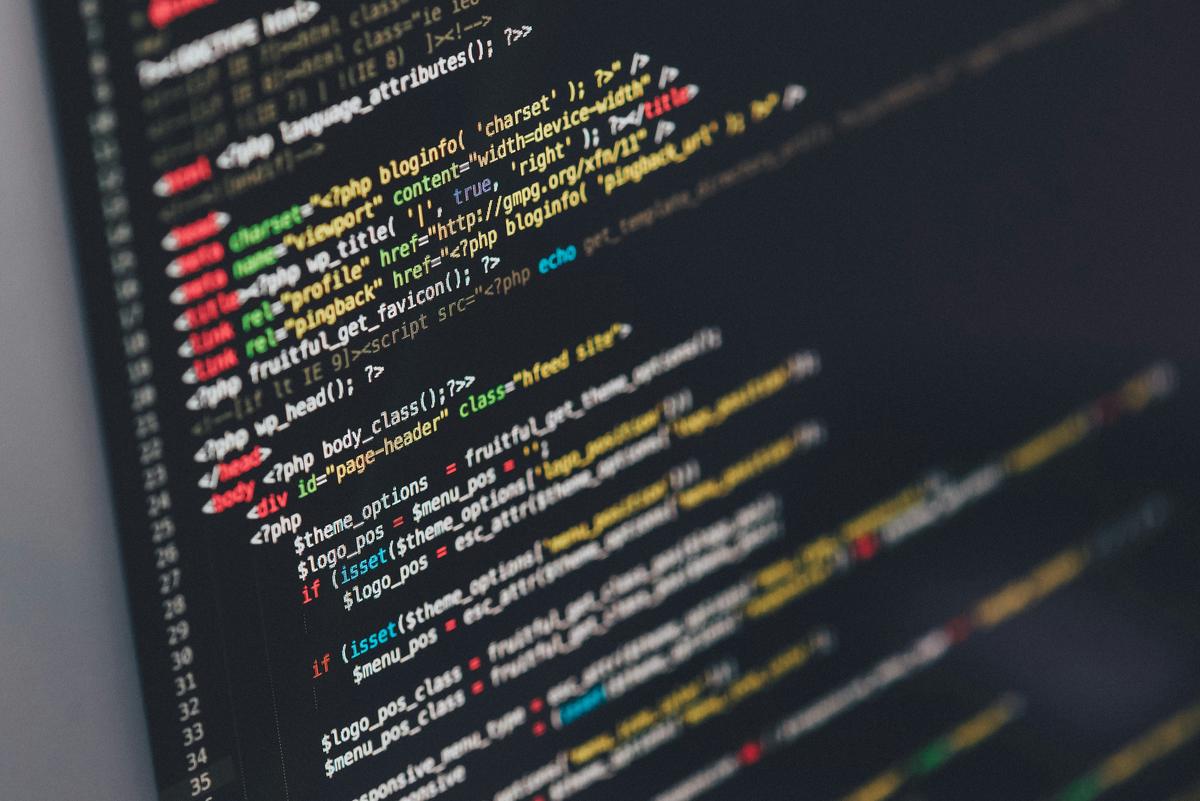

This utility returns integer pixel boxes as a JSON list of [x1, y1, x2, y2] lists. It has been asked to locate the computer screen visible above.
[[37, 1, 1200, 799]]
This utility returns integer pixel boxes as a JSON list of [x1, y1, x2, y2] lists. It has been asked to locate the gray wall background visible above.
[[0, 1, 158, 798]]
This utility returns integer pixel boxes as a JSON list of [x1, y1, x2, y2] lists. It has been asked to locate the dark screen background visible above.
[[34, 1, 1200, 799]]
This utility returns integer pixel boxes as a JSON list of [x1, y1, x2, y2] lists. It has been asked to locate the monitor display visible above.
[[37, 1, 1200, 799]]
